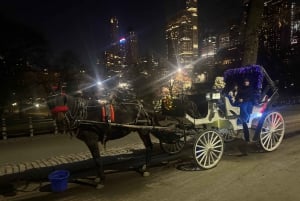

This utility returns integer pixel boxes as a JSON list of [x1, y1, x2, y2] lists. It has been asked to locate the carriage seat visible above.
[[223, 96, 240, 118]]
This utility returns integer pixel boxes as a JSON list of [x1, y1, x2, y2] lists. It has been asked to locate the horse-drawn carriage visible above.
[[46, 64, 285, 188], [151, 64, 284, 169]]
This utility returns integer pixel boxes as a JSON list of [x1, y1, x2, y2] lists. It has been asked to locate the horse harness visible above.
[[100, 101, 152, 147]]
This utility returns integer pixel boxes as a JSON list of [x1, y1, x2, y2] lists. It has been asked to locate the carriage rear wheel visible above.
[[160, 135, 186, 154], [193, 130, 224, 169], [255, 111, 285, 152], [218, 128, 235, 142]]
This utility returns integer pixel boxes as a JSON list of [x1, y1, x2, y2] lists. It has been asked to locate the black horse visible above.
[[46, 88, 154, 189]]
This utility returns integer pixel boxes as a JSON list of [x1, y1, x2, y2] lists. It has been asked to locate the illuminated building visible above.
[[186, 0, 199, 60], [125, 28, 139, 65], [218, 33, 230, 50], [201, 35, 217, 59], [103, 17, 128, 77], [260, 0, 291, 55], [290, 2, 300, 46], [214, 24, 243, 70], [103, 16, 122, 75], [165, 0, 198, 69]]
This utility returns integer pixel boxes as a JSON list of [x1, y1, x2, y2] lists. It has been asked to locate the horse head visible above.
[[46, 82, 87, 133], [46, 86, 70, 132]]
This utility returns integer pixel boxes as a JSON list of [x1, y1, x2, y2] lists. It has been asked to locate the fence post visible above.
[[53, 119, 58, 135], [29, 117, 34, 137], [2, 117, 7, 140]]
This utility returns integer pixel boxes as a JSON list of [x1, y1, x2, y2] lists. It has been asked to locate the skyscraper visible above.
[[186, 0, 198, 59], [165, 0, 198, 69], [125, 28, 139, 65], [260, 0, 291, 55], [290, 2, 300, 46], [103, 16, 127, 76], [110, 16, 119, 52]]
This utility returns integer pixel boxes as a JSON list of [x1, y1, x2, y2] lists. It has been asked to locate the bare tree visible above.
[[242, 0, 264, 66]]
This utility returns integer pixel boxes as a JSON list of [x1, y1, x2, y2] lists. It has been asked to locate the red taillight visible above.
[[259, 102, 268, 113]]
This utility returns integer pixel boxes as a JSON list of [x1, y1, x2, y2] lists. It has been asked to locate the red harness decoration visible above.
[[110, 104, 115, 122], [101, 106, 106, 121], [101, 104, 115, 122], [51, 105, 69, 114]]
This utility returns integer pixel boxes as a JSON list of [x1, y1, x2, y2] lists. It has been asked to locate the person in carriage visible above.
[[227, 82, 239, 105], [234, 77, 256, 144]]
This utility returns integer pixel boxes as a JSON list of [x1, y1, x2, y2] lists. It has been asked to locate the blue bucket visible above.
[[48, 170, 70, 192]]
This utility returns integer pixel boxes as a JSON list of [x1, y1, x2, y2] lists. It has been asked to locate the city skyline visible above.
[[0, 0, 245, 67]]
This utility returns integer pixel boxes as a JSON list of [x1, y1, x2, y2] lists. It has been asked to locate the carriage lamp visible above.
[[206, 92, 221, 100], [212, 93, 221, 99]]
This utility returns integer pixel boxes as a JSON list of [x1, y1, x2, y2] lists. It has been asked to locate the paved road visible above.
[[0, 105, 299, 200]]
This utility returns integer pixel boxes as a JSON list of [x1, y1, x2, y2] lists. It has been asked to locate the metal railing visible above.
[[1, 117, 58, 140]]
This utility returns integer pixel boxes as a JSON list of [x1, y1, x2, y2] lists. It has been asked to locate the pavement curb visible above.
[[0, 142, 149, 185]]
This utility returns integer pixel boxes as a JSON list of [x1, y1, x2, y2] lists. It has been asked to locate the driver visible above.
[[235, 78, 255, 144]]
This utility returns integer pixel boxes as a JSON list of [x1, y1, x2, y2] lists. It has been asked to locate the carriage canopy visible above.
[[223, 64, 278, 105]]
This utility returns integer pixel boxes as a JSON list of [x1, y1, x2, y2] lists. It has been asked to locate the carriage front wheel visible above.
[[255, 111, 285, 152], [193, 130, 224, 169]]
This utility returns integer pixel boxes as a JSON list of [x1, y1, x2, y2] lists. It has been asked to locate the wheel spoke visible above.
[[213, 145, 223, 149], [211, 135, 219, 145], [196, 149, 206, 156], [212, 136, 221, 146], [203, 153, 208, 166], [199, 138, 206, 146], [198, 152, 207, 164], [212, 149, 222, 153], [211, 150, 218, 159], [272, 133, 279, 142], [208, 152, 211, 165], [203, 135, 208, 144], [261, 132, 270, 140], [196, 145, 206, 149], [262, 134, 271, 147], [274, 121, 283, 130], [272, 115, 280, 126], [274, 129, 284, 136]]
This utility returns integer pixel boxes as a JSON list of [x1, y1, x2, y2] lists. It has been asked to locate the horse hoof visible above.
[[143, 171, 151, 177], [140, 164, 147, 172], [96, 183, 104, 189], [94, 177, 101, 183]]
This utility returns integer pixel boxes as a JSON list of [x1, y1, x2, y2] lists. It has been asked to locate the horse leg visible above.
[[82, 132, 105, 189], [137, 130, 153, 177]]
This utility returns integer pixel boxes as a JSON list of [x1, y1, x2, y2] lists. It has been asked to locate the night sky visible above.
[[0, 0, 245, 67]]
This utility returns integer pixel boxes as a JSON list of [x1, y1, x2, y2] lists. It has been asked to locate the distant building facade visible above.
[[165, 0, 198, 69], [103, 17, 139, 79]]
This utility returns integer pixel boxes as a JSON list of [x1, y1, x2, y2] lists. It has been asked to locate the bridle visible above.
[[48, 91, 87, 135]]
